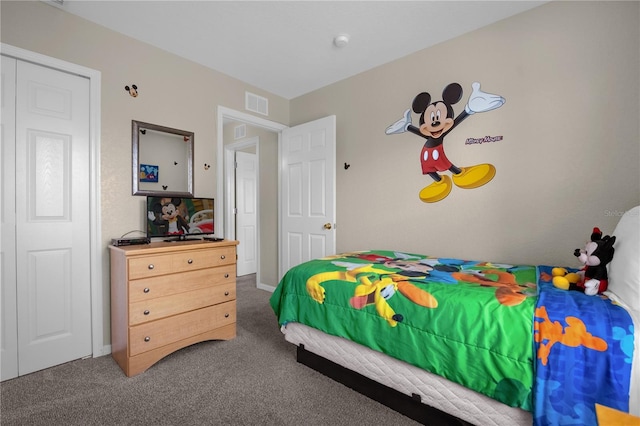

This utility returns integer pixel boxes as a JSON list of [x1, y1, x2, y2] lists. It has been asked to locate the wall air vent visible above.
[[245, 92, 268, 116], [234, 124, 246, 140]]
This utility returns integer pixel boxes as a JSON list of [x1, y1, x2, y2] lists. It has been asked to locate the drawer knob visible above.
[[144, 310, 150, 315], [224, 313, 230, 318], [220, 255, 226, 260], [144, 336, 151, 342], [224, 273, 229, 278], [148, 264, 154, 270], [224, 291, 230, 296], [143, 288, 150, 293], [188, 259, 193, 264]]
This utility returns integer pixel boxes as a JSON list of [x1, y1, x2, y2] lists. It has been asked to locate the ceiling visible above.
[[52, 1, 547, 100]]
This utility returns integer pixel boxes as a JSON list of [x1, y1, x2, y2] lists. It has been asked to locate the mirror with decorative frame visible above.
[[132, 120, 194, 197]]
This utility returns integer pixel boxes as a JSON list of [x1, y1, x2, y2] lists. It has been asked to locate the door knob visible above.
[[323, 223, 332, 230]]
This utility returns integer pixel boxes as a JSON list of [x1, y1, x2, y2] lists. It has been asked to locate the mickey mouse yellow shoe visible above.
[[453, 164, 496, 189], [419, 175, 452, 203], [551, 267, 581, 290]]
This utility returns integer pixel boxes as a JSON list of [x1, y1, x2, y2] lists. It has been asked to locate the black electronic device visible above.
[[111, 237, 150, 246], [202, 236, 225, 242], [146, 196, 215, 242]]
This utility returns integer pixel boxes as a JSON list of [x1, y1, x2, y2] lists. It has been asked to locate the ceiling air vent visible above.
[[234, 124, 246, 140], [245, 92, 268, 116]]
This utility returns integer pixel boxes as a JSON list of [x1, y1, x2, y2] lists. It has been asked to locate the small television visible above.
[[146, 196, 214, 241]]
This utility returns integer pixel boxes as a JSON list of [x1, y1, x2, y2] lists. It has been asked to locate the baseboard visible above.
[[257, 283, 276, 292], [95, 344, 112, 357]]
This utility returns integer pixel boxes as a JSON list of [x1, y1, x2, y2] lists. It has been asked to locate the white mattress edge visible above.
[[283, 322, 532, 426]]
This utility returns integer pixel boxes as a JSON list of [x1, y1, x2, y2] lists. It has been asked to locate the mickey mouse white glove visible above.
[[385, 108, 413, 134], [464, 82, 506, 115], [583, 278, 600, 296]]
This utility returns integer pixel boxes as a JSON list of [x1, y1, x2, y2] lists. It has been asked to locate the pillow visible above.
[[607, 206, 640, 312]]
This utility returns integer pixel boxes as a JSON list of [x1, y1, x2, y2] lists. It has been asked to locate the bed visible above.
[[270, 207, 639, 426]]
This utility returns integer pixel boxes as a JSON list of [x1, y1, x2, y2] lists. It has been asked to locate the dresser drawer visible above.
[[129, 282, 236, 325], [128, 264, 236, 303], [128, 254, 173, 280], [172, 246, 236, 272], [129, 301, 236, 356]]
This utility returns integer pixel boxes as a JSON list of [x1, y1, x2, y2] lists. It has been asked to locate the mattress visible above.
[[283, 322, 532, 426]]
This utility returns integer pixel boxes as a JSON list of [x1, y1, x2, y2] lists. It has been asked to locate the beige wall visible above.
[[251, 127, 279, 287], [1, 0, 289, 347], [291, 1, 640, 268]]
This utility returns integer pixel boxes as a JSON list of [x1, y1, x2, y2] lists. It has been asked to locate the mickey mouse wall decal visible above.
[[140, 129, 146, 135], [386, 82, 505, 203], [125, 84, 138, 97], [174, 161, 178, 165], [162, 185, 168, 190]]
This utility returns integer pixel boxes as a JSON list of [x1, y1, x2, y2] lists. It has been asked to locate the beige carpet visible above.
[[0, 275, 422, 425]]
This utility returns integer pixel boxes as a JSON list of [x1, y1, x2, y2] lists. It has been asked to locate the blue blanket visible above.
[[533, 265, 634, 425]]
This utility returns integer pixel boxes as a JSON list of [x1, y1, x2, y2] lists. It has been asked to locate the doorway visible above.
[[216, 108, 336, 291], [217, 107, 286, 291]]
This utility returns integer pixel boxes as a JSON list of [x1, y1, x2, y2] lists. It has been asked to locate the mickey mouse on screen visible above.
[[148, 197, 190, 235], [386, 82, 505, 203]]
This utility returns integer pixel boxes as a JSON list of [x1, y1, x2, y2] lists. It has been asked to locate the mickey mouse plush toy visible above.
[[552, 227, 616, 296]]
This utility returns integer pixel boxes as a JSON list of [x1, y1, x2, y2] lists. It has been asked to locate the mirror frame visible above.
[[132, 120, 194, 197]]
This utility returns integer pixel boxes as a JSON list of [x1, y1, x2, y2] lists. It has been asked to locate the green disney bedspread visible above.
[[270, 250, 538, 410]]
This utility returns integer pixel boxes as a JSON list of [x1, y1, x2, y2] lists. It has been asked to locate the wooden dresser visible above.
[[109, 239, 238, 377]]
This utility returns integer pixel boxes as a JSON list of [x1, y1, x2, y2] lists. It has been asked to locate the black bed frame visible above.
[[296, 344, 474, 426]]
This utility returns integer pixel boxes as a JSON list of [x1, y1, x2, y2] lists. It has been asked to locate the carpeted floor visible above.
[[0, 275, 421, 425]]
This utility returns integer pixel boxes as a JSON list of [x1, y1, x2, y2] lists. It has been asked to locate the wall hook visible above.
[[344, 162, 351, 170]]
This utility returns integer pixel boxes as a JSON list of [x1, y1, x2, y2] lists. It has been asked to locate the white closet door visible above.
[[13, 59, 92, 376], [1, 56, 19, 381]]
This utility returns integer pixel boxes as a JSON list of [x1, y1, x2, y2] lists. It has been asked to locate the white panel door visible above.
[[12, 60, 92, 376], [1, 56, 19, 381], [235, 151, 257, 276], [280, 115, 336, 276]]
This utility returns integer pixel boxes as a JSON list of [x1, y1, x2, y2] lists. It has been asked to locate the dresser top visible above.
[[109, 239, 238, 255]]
